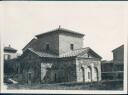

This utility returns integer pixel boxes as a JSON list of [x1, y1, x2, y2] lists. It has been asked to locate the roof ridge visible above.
[[27, 48, 42, 57], [76, 48, 90, 56], [22, 37, 37, 51], [73, 47, 90, 51], [36, 27, 84, 38], [112, 44, 124, 52], [36, 28, 59, 37], [59, 47, 90, 58], [4, 46, 17, 51], [59, 27, 84, 35], [27, 48, 58, 58]]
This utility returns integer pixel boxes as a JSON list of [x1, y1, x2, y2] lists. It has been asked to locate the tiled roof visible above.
[[26, 47, 102, 59], [60, 47, 90, 58], [22, 38, 37, 51], [4, 46, 17, 52], [36, 27, 84, 38], [27, 48, 58, 58]]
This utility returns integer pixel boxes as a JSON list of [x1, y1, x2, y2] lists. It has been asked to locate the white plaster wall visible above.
[[76, 58, 101, 83], [4, 52, 17, 60], [41, 63, 52, 81]]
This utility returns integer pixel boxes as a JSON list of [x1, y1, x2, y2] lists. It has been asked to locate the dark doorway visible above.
[[54, 73, 57, 82], [28, 72, 32, 84], [81, 67, 85, 82]]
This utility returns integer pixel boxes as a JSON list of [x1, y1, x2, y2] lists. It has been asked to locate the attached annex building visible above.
[[20, 27, 102, 83], [4, 45, 17, 60]]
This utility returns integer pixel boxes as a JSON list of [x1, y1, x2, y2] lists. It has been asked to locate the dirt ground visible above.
[[6, 80, 123, 90]]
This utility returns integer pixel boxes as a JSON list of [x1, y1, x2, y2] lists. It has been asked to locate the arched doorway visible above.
[[94, 67, 98, 81], [81, 67, 85, 82], [28, 72, 32, 84], [87, 66, 92, 82]]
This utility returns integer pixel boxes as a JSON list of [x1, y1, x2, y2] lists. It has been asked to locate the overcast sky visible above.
[[2, 2, 126, 60]]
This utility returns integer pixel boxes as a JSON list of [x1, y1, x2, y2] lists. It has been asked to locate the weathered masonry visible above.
[[20, 27, 102, 83]]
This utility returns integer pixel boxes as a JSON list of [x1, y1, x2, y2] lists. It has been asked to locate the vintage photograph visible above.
[[1, 1, 127, 94]]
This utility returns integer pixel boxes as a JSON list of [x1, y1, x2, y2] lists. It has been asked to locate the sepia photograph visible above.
[[0, 1, 127, 94]]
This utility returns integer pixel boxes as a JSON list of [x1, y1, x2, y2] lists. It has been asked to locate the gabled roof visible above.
[[60, 47, 102, 59], [25, 47, 102, 59], [36, 27, 85, 38], [4, 46, 17, 52], [22, 38, 37, 51], [27, 48, 58, 58], [60, 47, 90, 58]]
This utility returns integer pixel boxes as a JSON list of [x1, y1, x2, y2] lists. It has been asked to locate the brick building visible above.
[[101, 60, 114, 80], [20, 27, 102, 84], [112, 45, 124, 80], [101, 45, 124, 80]]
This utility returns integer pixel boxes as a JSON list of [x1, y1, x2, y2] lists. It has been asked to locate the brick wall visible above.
[[32, 32, 59, 54], [40, 58, 77, 83], [59, 32, 83, 54], [113, 45, 124, 64], [20, 50, 42, 83], [25, 30, 83, 55]]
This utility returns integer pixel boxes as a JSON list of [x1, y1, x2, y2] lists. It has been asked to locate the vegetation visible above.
[[6, 80, 123, 90]]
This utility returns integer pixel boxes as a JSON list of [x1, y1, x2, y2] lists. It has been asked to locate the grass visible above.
[[6, 80, 123, 90]]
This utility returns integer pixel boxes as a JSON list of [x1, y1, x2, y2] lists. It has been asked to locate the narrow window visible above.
[[46, 44, 50, 50], [7, 55, 11, 60], [70, 44, 74, 50]]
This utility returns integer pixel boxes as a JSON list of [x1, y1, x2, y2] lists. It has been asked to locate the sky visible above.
[[2, 2, 126, 60]]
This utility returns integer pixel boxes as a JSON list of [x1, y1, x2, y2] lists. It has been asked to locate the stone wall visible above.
[[76, 58, 101, 82], [4, 52, 17, 60], [101, 63, 113, 72], [31, 32, 59, 54], [57, 58, 77, 82], [20, 50, 42, 83], [40, 58, 77, 83], [21, 51, 77, 84], [40, 59, 55, 83], [113, 45, 124, 64], [59, 32, 83, 54], [23, 30, 84, 55]]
